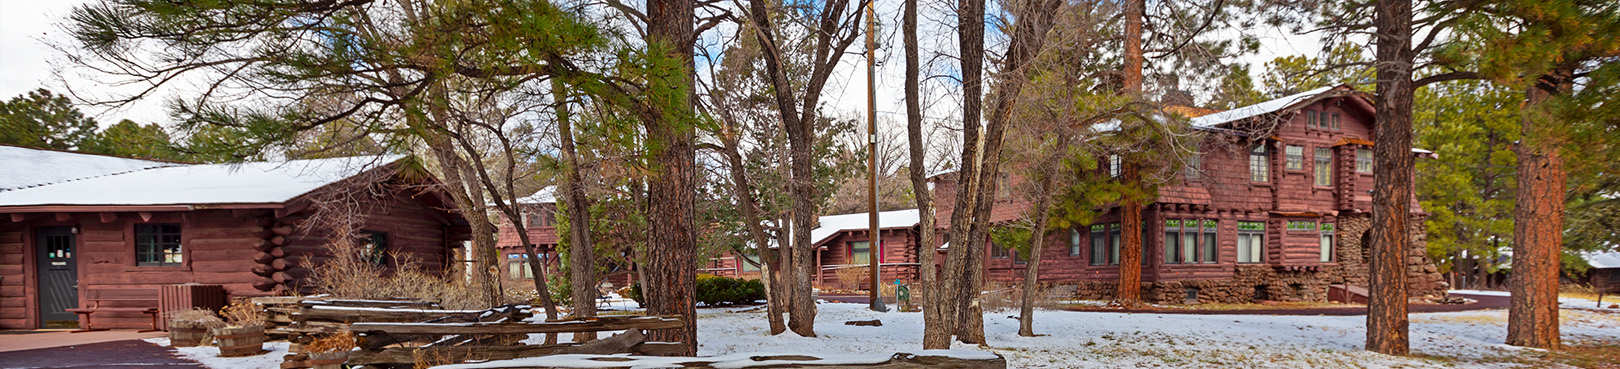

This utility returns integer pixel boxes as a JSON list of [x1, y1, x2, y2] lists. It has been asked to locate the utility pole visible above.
[[866, 0, 888, 313]]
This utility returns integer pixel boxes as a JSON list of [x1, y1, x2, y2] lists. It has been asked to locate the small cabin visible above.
[[0, 146, 470, 329]]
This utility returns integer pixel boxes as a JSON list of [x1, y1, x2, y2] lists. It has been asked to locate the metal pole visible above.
[[867, 0, 888, 312]]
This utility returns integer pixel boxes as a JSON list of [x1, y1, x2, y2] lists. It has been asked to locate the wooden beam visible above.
[[100, 213, 117, 223], [8, 213, 24, 222], [139, 212, 153, 222], [346, 342, 689, 366], [347, 317, 684, 335], [54, 213, 72, 221]]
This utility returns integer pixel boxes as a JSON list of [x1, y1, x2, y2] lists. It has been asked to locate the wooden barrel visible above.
[[167, 321, 211, 347], [306, 351, 349, 369], [212, 326, 266, 357]]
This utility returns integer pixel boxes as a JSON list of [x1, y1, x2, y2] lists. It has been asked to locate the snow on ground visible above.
[[696, 303, 1620, 368], [1452, 289, 1620, 312], [144, 337, 290, 369]]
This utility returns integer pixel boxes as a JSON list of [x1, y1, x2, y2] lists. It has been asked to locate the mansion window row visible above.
[[1249, 144, 1373, 184], [994, 219, 1340, 267]]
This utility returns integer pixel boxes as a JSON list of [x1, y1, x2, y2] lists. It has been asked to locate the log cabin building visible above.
[[935, 86, 1449, 304], [0, 146, 470, 329], [702, 210, 923, 291]]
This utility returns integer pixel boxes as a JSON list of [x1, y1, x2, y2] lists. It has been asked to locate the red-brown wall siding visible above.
[[0, 193, 460, 329]]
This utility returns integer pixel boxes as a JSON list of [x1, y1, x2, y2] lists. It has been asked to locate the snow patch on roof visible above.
[[0, 155, 401, 207], [1583, 250, 1620, 269], [1188, 86, 1333, 128], [810, 209, 920, 246], [0, 145, 177, 192], [517, 186, 557, 204]]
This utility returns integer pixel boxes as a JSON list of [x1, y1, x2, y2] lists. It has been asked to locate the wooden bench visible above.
[[65, 288, 161, 333]]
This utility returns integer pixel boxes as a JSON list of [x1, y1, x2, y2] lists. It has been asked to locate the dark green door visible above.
[[36, 226, 78, 328]]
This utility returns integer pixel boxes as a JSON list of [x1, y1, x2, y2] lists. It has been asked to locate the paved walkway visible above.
[[0, 339, 202, 369], [0, 330, 167, 353]]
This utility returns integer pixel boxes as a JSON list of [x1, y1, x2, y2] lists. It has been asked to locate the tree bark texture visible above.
[[556, 83, 598, 342], [1506, 72, 1569, 350], [1113, 0, 1146, 306], [904, 0, 950, 350], [943, 0, 987, 345], [1018, 178, 1054, 336], [644, 0, 698, 355], [1367, 0, 1415, 355], [718, 120, 789, 334]]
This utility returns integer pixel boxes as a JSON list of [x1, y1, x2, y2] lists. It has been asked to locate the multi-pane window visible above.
[[1164, 220, 1183, 264], [1306, 110, 1318, 128], [1200, 220, 1217, 263], [524, 208, 553, 228], [1109, 155, 1122, 178], [1236, 221, 1265, 263], [1166, 220, 1216, 264], [136, 224, 183, 266], [1185, 153, 1202, 180], [1330, 113, 1341, 130], [851, 241, 874, 264], [1250, 145, 1270, 182], [1287, 220, 1317, 232], [1320, 223, 1336, 262], [1320, 111, 1331, 129], [1285, 145, 1304, 170], [1315, 148, 1333, 186], [988, 241, 1009, 259], [361, 231, 388, 265], [1356, 149, 1373, 173], [1069, 228, 1082, 257], [508, 253, 534, 279], [741, 254, 762, 272], [1089, 224, 1107, 266], [1110, 224, 1121, 265]]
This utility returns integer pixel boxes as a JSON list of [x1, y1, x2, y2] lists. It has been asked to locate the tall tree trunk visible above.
[[555, 82, 597, 342], [943, 0, 988, 345], [1018, 180, 1054, 336], [1367, 0, 1415, 355], [1114, 0, 1146, 307], [1506, 71, 1569, 350], [718, 120, 788, 334], [644, 0, 698, 355], [904, 0, 950, 350]]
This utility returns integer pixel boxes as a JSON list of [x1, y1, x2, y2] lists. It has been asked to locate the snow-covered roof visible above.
[[516, 186, 557, 204], [0, 145, 177, 192], [810, 209, 920, 246], [1583, 251, 1620, 269], [0, 154, 402, 207], [1188, 86, 1334, 128]]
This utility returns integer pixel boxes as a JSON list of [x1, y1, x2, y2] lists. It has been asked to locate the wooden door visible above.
[[36, 226, 78, 328]]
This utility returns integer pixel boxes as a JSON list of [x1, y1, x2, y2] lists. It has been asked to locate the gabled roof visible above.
[[1188, 86, 1336, 128], [0, 145, 178, 192], [810, 209, 920, 247], [0, 153, 403, 208], [516, 186, 558, 204]]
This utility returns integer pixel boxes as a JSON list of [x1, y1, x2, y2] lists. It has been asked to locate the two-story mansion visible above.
[[934, 85, 1448, 304]]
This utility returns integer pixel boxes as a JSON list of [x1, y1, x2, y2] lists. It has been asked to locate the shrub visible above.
[[627, 275, 765, 307], [306, 227, 491, 309], [695, 274, 765, 306], [219, 299, 262, 328]]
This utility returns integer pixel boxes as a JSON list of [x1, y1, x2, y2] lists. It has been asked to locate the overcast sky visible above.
[[1, 0, 1323, 132]]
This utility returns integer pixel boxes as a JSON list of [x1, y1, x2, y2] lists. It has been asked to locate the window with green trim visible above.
[[1237, 221, 1264, 263], [1287, 220, 1317, 232], [1319, 223, 1336, 262], [361, 230, 388, 265]]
